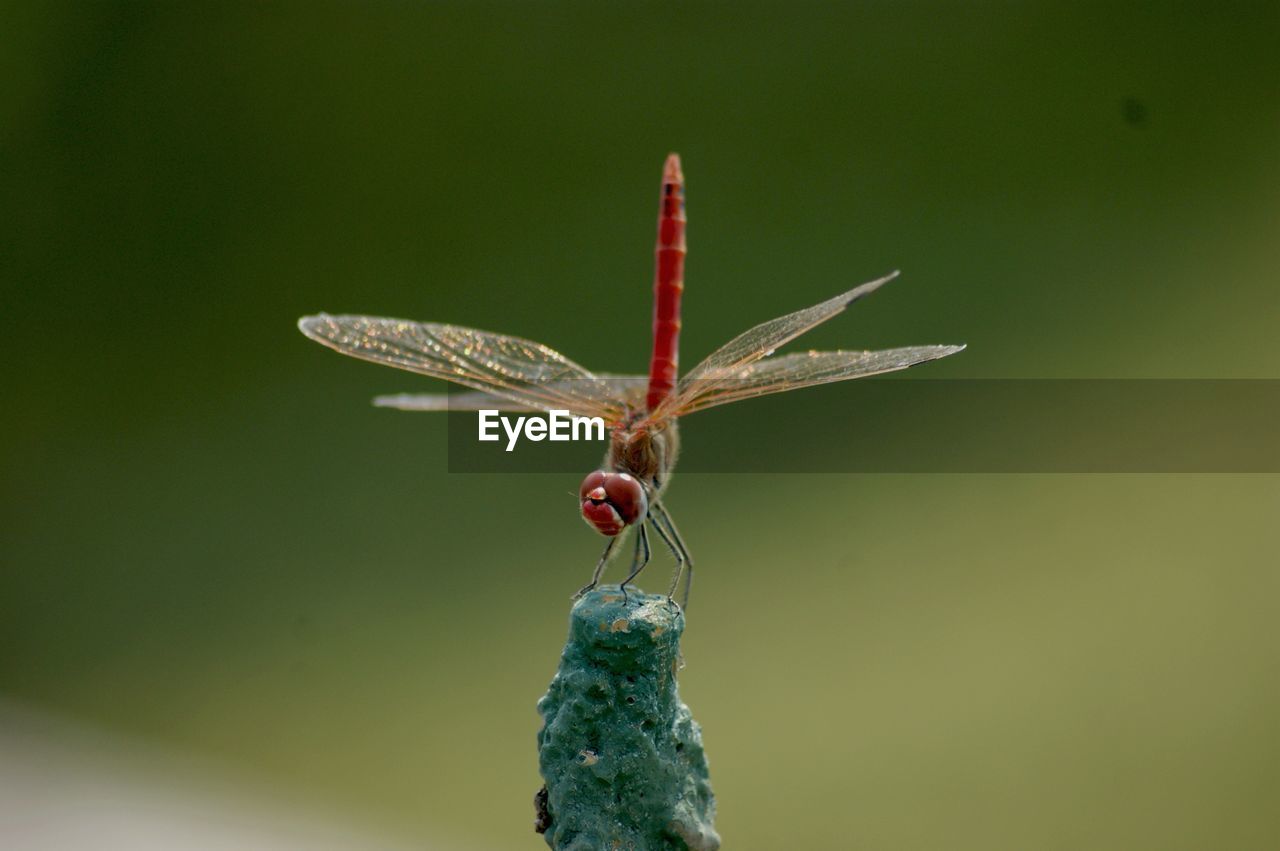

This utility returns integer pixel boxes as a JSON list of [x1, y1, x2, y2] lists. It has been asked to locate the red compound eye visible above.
[[602, 473, 646, 524], [579, 470, 608, 502], [579, 471, 648, 536]]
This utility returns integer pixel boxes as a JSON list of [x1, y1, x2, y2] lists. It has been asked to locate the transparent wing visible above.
[[373, 391, 531, 412], [652, 271, 899, 420], [667, 345, 965, 415], [372, 375, 649, 413], [298, 314, 634, 422]]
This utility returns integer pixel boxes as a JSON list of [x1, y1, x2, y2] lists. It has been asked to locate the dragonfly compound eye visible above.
[[579, 471, 648, 536]]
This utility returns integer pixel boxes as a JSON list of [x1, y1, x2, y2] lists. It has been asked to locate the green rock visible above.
[[536, 586, 719, 851]]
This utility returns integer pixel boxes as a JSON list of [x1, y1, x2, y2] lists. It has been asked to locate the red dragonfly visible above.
[[299, 154, 964, 607]]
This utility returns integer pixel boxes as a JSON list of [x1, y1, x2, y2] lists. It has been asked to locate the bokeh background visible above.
[[3, 2, 1278, 849]]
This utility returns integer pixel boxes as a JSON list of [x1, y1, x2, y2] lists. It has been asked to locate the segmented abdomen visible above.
[[646, 153, 686, 412]]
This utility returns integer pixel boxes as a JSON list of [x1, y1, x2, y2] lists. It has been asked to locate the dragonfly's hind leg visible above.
[[618, 522, 652, 605], [573, 535, 618, 600], [651, 500, 695, 609], [648, 514, 687, 609]]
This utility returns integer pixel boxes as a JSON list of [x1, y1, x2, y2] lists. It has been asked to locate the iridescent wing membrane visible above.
[[649, 272, 964, 421], [297, 315, 636, 423], [373, 376, 649, 413], [666, 346, 965, 416], [299, 273, 964, 425]]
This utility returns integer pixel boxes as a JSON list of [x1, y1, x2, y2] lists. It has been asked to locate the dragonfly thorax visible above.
[[578, 421, 680, 538], [608, 419, 680, 489]]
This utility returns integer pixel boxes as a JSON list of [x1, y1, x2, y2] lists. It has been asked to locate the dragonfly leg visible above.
[[573, 535, 618, 600], [621, 530, 643, 599], [618, 522, 651, 605], [647, 516, 685, 607], [651, 500, 695, 609]]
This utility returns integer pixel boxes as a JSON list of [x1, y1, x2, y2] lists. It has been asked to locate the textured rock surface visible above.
[[536, 586, 719, 851]]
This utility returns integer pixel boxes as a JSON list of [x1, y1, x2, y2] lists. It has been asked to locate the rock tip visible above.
[[570, 585, 683, 631]]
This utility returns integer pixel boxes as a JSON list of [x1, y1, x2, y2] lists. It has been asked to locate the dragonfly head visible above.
[[579, 471, 647, 536]]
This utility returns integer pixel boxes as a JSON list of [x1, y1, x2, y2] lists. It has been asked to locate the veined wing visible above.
[[298, 314, 633, 422], [373, 375, 649, 413], [667, 345, 965, 416], [651, 271, 899, 420]]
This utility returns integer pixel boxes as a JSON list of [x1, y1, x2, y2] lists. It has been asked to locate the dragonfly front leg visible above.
[[574, 535, 618, 600], [618, 522, 651, 605]]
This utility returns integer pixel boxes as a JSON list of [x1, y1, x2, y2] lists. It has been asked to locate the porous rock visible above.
[[536, 586, 718, 850]]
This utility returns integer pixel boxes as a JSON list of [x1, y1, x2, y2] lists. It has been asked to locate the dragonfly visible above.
[[298, 153, 964, 608]]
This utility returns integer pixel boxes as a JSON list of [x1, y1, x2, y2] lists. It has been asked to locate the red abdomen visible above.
[[646, 153, 686, 412]]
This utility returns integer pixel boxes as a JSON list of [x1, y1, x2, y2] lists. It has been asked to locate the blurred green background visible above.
[[3, 2, 1278, 849]]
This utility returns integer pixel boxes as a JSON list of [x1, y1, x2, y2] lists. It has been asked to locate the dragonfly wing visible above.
[[298, 314, 633, 422], [372, 391, 534, 412], [372, 375, 649, 413], [669, 345, 965, 415], [652, 271, 899, 419]]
